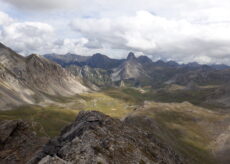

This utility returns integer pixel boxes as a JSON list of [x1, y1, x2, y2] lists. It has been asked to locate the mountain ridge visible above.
[[0, 42, 88, 110], [44, 52, 230, 88]]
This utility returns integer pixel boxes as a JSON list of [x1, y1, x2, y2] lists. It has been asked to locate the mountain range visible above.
[[2, 40, 230, 110], [44, 50, 230, 108], [0, 42, 230, 164], [44, 51, 230, 88]]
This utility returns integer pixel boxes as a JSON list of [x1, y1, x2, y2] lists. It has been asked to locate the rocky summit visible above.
[[29, 111, 184, 164]]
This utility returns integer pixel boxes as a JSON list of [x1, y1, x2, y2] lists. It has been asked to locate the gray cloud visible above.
[[4, 0, 74, 10], [0, 12, 96, 55], [1, 1, 230, 64], [70, 11, 230, 64], [4, 0, 230, 19]]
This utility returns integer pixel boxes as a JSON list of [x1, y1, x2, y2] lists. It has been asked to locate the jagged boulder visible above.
[[0, 120, 48, 164], [29, 111, 184, 164]]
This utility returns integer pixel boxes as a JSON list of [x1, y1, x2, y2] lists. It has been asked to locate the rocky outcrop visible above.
[[29, 111, 184, 164], [0, 120, 48, 164]]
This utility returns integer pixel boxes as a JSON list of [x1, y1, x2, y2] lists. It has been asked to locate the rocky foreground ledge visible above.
[[28, 111, 184, 164], [0, 120, 48, 164]]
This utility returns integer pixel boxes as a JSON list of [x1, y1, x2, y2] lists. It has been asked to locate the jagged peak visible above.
[[127, 52, 136, 60]]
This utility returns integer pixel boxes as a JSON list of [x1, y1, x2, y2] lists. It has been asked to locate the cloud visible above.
[[70, 10, 230, 64], [4, 0, 230, 19], [0, 11, 113, 56], [0, 11, 14, 25], [2, 1, 230, 64], [4, 0, 72, 10], [3, 0, 94, 11], [0, 11, 90, 55], [1, 21, 55, 54]]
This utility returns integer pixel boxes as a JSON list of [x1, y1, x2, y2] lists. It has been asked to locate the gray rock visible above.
[[30, 111, 185, 164], [0, 120, 18, 143], [38, 155, 69, 164], [0, 120, 49, 164]]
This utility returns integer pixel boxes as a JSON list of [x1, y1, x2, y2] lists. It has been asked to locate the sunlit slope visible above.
[[125, 101, 230, 164], [0, 92, 132, 136]]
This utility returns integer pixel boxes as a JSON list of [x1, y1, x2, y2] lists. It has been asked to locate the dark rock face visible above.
[[137, 56, 152, 64], [0, 120, 48, 164], [29, 111, 184, 164], [127, 52, 136, 60], [0, 120, 19, 144]]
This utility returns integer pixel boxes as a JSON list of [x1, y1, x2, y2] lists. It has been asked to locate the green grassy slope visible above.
[[127, 101, 228, 164], [0, 87, 229, 164], [0, 92, 132, 136]]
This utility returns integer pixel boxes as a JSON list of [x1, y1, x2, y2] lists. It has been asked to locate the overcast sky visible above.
[[1, 0, 230, 64]]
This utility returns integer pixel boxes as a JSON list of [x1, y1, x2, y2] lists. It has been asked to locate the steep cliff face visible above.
[[29, 111, 184, 164], [0, 43, 88, 109]]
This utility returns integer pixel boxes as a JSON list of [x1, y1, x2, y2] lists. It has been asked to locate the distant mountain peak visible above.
[[137, 55, 152, 64], [166, 60, 179, 67], [187, 62, 200, 67], [127, 52, 136, 60], [65, 53, 78, 57], [92, 53, 106, 58]]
